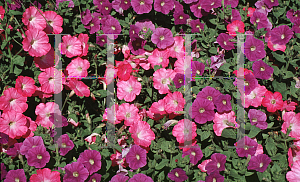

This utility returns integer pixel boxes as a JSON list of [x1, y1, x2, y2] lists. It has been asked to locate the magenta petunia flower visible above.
[[250, 11, 269, 30], [154, 0, 174, 14], [173, 11, 189, 25], [57, 0, 74, 7], [235, 136, 258, 157], [216, 33, 235, 50], [201, 0, 222, 12], [151, 28, 174, 49], [27, 146, 50, 168], [0, 132, 9, 144], [190, 1, 204, 18], [248, 109, 268, 130], [252, 60, 274, 80], [128, 37, 146, 55], [78, 150, 102, 175], [205, 153, 227, 175], [84, 17, 101, 34], [231, 9, 241, 22], [7, 0, 22, 10], [131, 0, 153, 14], [189, 98, 215, 124], [182, 146, 203, 165], [128, 173, 153, 182], [190, 19, 204, 33], [6, 142, 23, 157], [224, 0, 238, 8], [214, 94, 232, 113], [263, 0, 279, 8], [196, 86, 221, 103], [0, 163, 7, 180], [244, 35, 266, 61], [88, 173, 102, 182], [112, 0, 132, 15], [4, 169, 26, 182], [96, 34, 107, 47], [63, 162, 89, 182], [81, 9, 93, 25], [292, 19, 300, 33], [192, 61, 205, 78], [56, 134, 74, 156], [168, 168, 188, 182], [205, 171, 224, 182], [49, 113, 68, 127], [270, 25, 294, 45], [287, 9, 300, 23], [126, 145, 147, 170], [255, 0, 272, 15], [248, 154, 271, 172], [97, 1, 112, 15], [243, 73, 259, 95], [110, 174, 129, 182], [20, 136, 44, 157], [173, 73, 185, 88], [102, 17, 122, 36]]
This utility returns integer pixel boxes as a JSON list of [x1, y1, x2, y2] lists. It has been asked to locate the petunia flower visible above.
[[4, 169, 26, 182], [96, 34, 107, 47], [263, 0, 279, 8], [248, 109, 268, 130], [0, 6, 4, 20], [49, 113, 68, 128], [131, 0, 153, 14], [224, 0, 238, 8], [0, 163, 7, 180], [88, 173, 102, 182], [128, 37, 146, 55], [33, 47, 57, 71], [117, 62, 133, 81], [153, 68, 176, 94], [172, 119, 197, 143], [282, 112, 300, 140], [262, 91, 283, 112], [0, 132, 9, 144], [22, 29, 51, 57], [84, 17, 101, 34], [281, 100, 298, 112], [81, 9, 93, 25], [78, 150, 102, 175], [286, 160, 300, 182], [173, 73, 185, 88], [173, 11, 189, 25], [56, 134, 74, 156], [0, 110, 28, 139], [205, 153, 227, 175], [252, 60, 274, 80], [43, 11, 63, 34], [270, 25, 294, 45], [287, 9, 300, 23], [22, 6, 46, 30], [205, 171, 225, 182], [56, 0, 74, 8], [15, 76, 37, 97], [66, 57, 90, 78], [117, 76, 142, 102], [6, 142, 23, 157], [29, 168, 61, 182], [198, 159, 212, 172], [151, 28, 174, 49], [35, 102, 61, 128], [214, 94, 232, 113], [201, 0, 222, 12], [112, 0, 132, 15], [116, 103, 140, 127], [38, 67, 66, 94], [59, 35, 82, 58], [164, 91, 185, 114], [63, 162, 89, 182], [244, 35, 266, 61], [216, 33, 235, 51], [192, 61, 205, 79], [267, 37, 286, 52], [241, 84, 267, 108], [168, 168, 188, 182], [128, 173, 153, 182], [248, 154, 271, 172], [190, 1, 204, 18], [213, 111, 239, 136], [250, 11, 269, 30], [0, 87, 28, 113], [110, 174, 130, 182], [97, 1, 112, 15], [168, 36, 185, 59], [148, 99, 167, 121], [231, 9, 242, 22], [126, 145, 147, 170], [235, 136, 258, 157], [20, 136, 44, 157], [227, 20, 245, 37], [129, 120, 155, 147], [27, 146, 50, 168], [148, 48, 170, 68], [196, 86, 222, 104], [255, 0, 272, 15], [154, 0, 174, 14], [189, 98, 215, 124], [182, 146, 203, 165], [190, 19, 204, 33]]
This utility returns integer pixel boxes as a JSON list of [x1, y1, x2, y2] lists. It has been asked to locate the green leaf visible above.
[[158, 171, 165, 180], [204, 145, 214, 158], [68, 114, 78, 122], [155, 159, 168, 170], [106, 160, 112, 170], [8, 10, 23, 15], [201, 131, 210, 141], [143, 44, 153, 51], [74, 24, 86, 33], [272, 52, 285, 63], [247, 125, 261, 138], [219, 63, 233, 72], [283, 71, 294, 79], [271, 65, 281, 76], [221, 128, 237, 139], [209, 47, 217, 54], [266, 137, 277, 156], [14, 66, 22, 76]]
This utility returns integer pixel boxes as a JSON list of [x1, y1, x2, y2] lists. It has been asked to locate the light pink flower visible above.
[[172, 119, 197, 143], [38, 67, 66, 94], [105, 64, 117, 85], [117, 76, 141, 102], [22, 29, 51, 57], [282, 112, 300, 140], [59, 35, 82, 58], [153, 68, 176, 94], [147, 48, 170, 68], [163, 91, 185, 114], [213, 111, 240, 136], [15, 76, 36, 97], [129, 120, 155, 147], [174, 55, 193, 74], [116, 103, 140, 127], [43, 11, 63, 34], [35, 102, 61, 128], [0, 88, 28, 113], [78, 33, 89, 57], [102, 104, 121, 125], [168, 36, 185, 59], [287, 160, 300, 182], [0, 110, 28, 139], [66, 57, 90, 78], [241, 84, 268, 108], [67, 79, 90, 97], [22, 6, 46, 30]]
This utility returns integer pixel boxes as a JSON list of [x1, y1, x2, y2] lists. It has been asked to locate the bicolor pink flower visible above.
[[78, 33, 89, 56], [267, 37, 286, 52], [151, 28, 174, 49], [287, 160, 300, 182], [59, 35, 82, 58], [22, 29, 51, 57], [282, 112, 300, 140], [78, 150, 102, 174], [189, 98, 215, 124], [102, 104, 121, 124], [27, 146, 50, 168], [148, 48, 170, 68], [0, 6, 4, 20], [29, 168, 61, 182], [198, 159, 212, 172], [63, 162, 89, 182], [126, 145, 147, 170], [0, 110, 28, 139], [164, 91, 185, 114], [131, 0, 153, 14], [68, 79, 90, 97], [281, 100, 298, 112], [38, 67, 66, 94], [0, 87, 28, 113], [241, 84, 267, 108], [56, 134, 74, 156], [20, 136, 44, 157], [288, 143, 300, 168], [174, 55, 193, 74], [43, 11, 63, 34], [168, 168, 188, 182], [4, 169, 26, 182], [117, 76, 141, 102], [66, 57, 90, 78], [168, 36, 185, 59], [116, 103, 140, 126], [22, 6, 46, 30], [172, 119, 197, 143], [213, 111, 239, 136], [227, 20, 245, 37], [262, 91, 283, 112], [15, 76, 36, 97], [129, 120, 155, 147], [35, 102, 61, 128], [153, 68, 176, 94], [148, 99, 167, 121]]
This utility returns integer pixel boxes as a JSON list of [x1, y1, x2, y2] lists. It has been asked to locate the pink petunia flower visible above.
[[0, 87, 28, 113], [29, 168, 61, 182], [22, 29, 51, 57], [168, 36, 185, 59], [174, 55, 193, 74], [35, 102, 61, 128], [172, 119, 197, 143], [67, 79, 90, 97], [267, 37, 286, 52], [0, 6, 4, 20], [148, 99, 167, 121], [38, 67, 66, 94], [77, 150, 102, 175], [282, 112, 300, 140], [27, 146, 50, 168], [151, 28, 174, 49], [262, 91, 283, 112], [213, 111, 239, 136], [116, 103, 140, 127], [59, 35, 82, 58], [0, 110, 28, 139], [281, 100, 298, 112], [102, 104, 121, 124], [227, 20, 245, 37], [163, 91, 185, 114], [66, 57, 90, 78], [153, 68, 176, 94], [63, 162, 89, 182], [129, 120, 155, 147], [78, 33, 89, 57], [148, 48, 170, 68], [241, 84, 267, 108], [287, 160, 300, 182], [117, 76, 142, 102], [43, 11, 63, 34], [22, 6, 46, 30], [15, 76, 37, 97]]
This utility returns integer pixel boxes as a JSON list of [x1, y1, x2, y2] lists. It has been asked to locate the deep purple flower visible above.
[[126, 145, 147, 170], [0, 132, 9, 144], [93, 0, 109, 10], [292, 19, 300, 33], [56, 0, 75, 8], [235, 136, 258, 157], [88, 173, 102, 182], [173, 0, 184, 13], [182, 146, 203, 165], [214, 94, 232, 113], [250, 11, 269, 30], [154, 0, 174, 14], [49, 113, 68, 128], [84, 17, 101, 34], [63, 162, 90, 182], [110, 174, 130, 182], [151, 28, 174, 49], [173, 73, 185, 88], [102, 17, 122, 35], [189, 98, 215, 124], [20, 136, 45, 157], [4, 169, 26, 182], [190, 1, 204, 18], [216, 33, 235, 50], [1, 163, 7, 180], [205, 153, 227, 175], [6, 142, 23, 157], [248, 109, 268, 130], [56, 134, 74, 156], [197, 86, 222, 104], [190, 19, 204, 33], [128, 37, 146, 55], [224, 0, 238, 8], [78, 150, 102, 174], [244, 35, 266, 61], [6, 0, 22, 10], [168, 168, 188, 182], [128, 173, 153, 182], [96, 35, 107, 47], [81, 9, 93, 25], [243, 73, 258, 95], [205, 171, 224, 182], [231, 9, 241, 22], [27, 146, 50, 168], [255, 0, 272, 15], [192, 61, 205, 78], [263, 0, 279, 8], [174, 11, 189, 25], [252, 60, 274, 80], [135, 20, 156, 34], [131, 0, 153, 14], [286, 9, 300, 23], [49, 127, 58, 137], [129, 25, 141, 39], [112, 0, 132, 15], [248, 154, 271, 172], [33, 1, 42, 9], [97, 1, 112, 15], [201, 0, 222, 12], [182, 0, 197, 4], [270, 25, 294, 45]]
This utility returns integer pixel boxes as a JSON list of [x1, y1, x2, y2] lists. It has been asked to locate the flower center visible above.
[[207, 96, 212, 101], [196, 24, 200, 28], [159, 35, 164, 41], [162, 79, 167, 84], [140, 0, 145, 5], [62, 143, 67, 148], [77, 67, 83, 71], [92, 179, 97, 182], [217, 162, 221, 168], [245, 81, 249, 86], [252, 118, 257, 123], [48, 77, 54, 81], [211, 2, 215, 5], [9, 121, 15, 126], [250, 46, 256, 51], [270, 0, 274, 2], [89, 159, 95, 165], [262, 5, 266, 9], [9, 98, 15, 103], [29, 16, 34, 21], [136, 154, 140, 160], [244, 146, 249, 150], [213, 178, 216, 182], [90, 23, 94, 27], [73, 172, 79, 177], [260, 162, 264, 168], [191, 151, 196, 156], [199, 108, 205, 113], [222, 100, 227, 105], [224, 41, 227, 45], [30, 39, 36, 46], [161, 1, 165, 6], [271, 99, 276, 104], [178, 79, 183, 83], [260, 67, 265, 71], [179, 16, 183, 19], [15, 178, 19, 182], [175, 172, 179, 177], [281, 34, 285, 39], [196, 70, 201, 75], [198, 5, 201, 9], [105, 6, 109, 10], [37, 154, 43, 159], [125, 112, 131, 118], [124, 0, 128, 4], [111, 26, 116, 30]]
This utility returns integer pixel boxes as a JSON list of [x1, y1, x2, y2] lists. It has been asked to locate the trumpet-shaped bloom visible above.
[[43, 11, 63, 34], [172, 119, 197, 143], [213, 111, 239, 136], [38, 67, 66, 94], [27, 146, 50, 168], [262, 91, 283, 112], [117, 76, 141, 102], [282, 112, 300, 140], [63, 162, 89, 182], [35, 102, 61, 128], [116, 103, 140, 126], [59, 35, 82, 58], [131, 0, 153, 14], [29, 168, 61, 182], [56, 134, 74, 156], [4, 169, 26, 182], [126, 145, 147, 170], [244, 35, 266, 61], [189, 98, 215, 124], [151, 28, 174, 49], [129, 120, 155, 147], [78, 150, 102, 174], [153, 68, 176, 94], [0, 110, 28, 139], [0, 88, 28, 113], [15, 76, 37, 97], [248, 154, 271, 172], [66, 57, 90, 78], [22, 29, 51, 57], [67, 79, 90, 97], [22, 6, 46, 30]]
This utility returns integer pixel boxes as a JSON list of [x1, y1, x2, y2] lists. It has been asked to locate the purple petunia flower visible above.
[[189, 98, 215, 124], [174, 11, 189, 25], [128, 37, 146, 55], [97, 1, 112, 15], [56, 0, 75, 8], [20, 136, 45, 157], [128, 173, 153, 182], [201, 0, 222, 12], [205, 171, 225, 182], [112, 0, 132, 15], [49, 113, 69, 128], [4, 169, 26, 182], [154, 0, 174, 14], [173, 0, 184, 13], [84, 17, 101, 34], [248, 109, 268, 130], [190, 1, 204, 18], [49, 127, 58, 137], [197, 86, 222, 104], [255, 0, 272, 15], [208, 54, 226, 72], [182, 0, 197, 4], [88, 173, 102, 182], [263, 0, 279, 8], [216, 33, 235, 50], [252, 60, 274, 80], [151, 28, 174, 49], [81, 9, 93, 25], [6, 0, 22, 10], [63, 162, 90, 182], [235, 136, 258, 157], [0, 163, 7, 180], [244, 35, 266, 61], [192, 61, 205, 78], [224, 0, 238, 8], [292, 19, 300, 33], [205, 153, 227, 175], [250, 11, 269, 30], [190, 19, 204, 33], [6, 142, 23, 157], [110, 174, 130, 182], [214, 94, 232, 113], [27, 146, 50, 168], [56, 134, 74, 156], [270, 25, 294, 45], [243, 73, 258, 95], [135, 20, 156, 34], [168, 168, 188, 182], [93, 0, 109, 10], [173, 73, 185, 88], [131, 0, 153, 14], [248, 154, 271, 172], [0, 132, 9, 144], [231, 9, 241, 22], [102, 17, 122, 36], [96, 35, 107, 47], [129, 25, 141, 39], [286, 9, 300, 23], [126, 145, 147, 170], [182, 146, 203, 165], [78, 150, 102, 175]]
